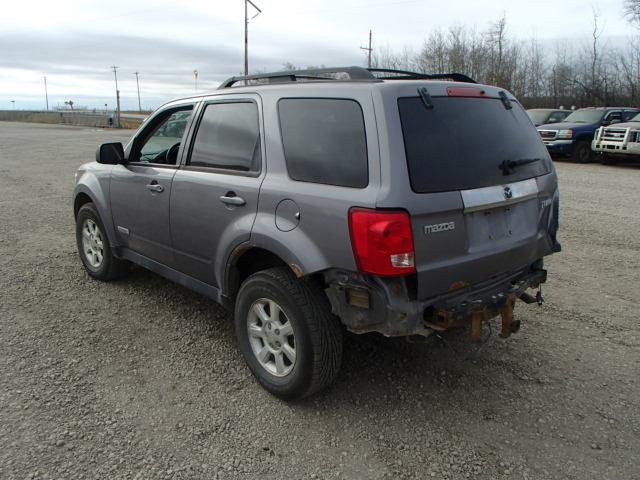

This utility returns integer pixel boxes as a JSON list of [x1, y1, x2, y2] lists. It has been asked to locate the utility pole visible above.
[[360, 30, 373, 68], [43, 76, 49, 111], [244, 0, 262, 77], [11, 100, 15, 110], [133, 71, 142, 112], [193, 70, 198, 92], [111, 66, 121, 128]]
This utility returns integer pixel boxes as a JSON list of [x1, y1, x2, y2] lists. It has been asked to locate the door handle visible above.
[[146, 183, 164, 193], [220, 193, 246, 206]]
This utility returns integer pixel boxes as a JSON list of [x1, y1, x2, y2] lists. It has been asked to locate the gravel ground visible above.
[[0, 121, 638, 480]]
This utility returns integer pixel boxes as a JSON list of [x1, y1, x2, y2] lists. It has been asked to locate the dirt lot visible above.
[[0, 121, 638, 480]]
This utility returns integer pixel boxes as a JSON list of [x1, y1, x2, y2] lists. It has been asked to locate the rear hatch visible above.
[[395, 88, 558, 300]]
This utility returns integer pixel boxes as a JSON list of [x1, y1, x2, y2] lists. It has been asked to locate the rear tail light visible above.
[[348, 208, 416, 276]]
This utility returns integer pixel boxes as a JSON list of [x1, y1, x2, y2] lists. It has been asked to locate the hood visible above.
[[537, 121, 598, 131], [601, 121, 640, 129]]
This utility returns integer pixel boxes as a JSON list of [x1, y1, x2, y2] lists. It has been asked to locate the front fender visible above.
[[73, 164, 118, 246]]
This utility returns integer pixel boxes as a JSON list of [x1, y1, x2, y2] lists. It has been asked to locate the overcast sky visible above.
[[1, 0, 637, 110]]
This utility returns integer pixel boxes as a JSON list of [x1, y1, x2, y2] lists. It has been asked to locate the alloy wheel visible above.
[[247, 298, 297, 377]]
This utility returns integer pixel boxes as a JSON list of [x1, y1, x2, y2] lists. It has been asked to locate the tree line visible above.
[[369, 7, 640, 109]]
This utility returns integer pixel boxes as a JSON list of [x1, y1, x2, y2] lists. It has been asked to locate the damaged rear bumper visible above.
[[325, 265, 547, 338]]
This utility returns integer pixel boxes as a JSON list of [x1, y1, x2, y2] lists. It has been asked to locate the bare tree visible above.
[[624, 0, 640, 26]]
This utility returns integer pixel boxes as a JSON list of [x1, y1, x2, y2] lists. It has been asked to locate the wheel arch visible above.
[[73, 181, 118, 247], [224, 245, 325, 298], [74, 192, 93, 218]]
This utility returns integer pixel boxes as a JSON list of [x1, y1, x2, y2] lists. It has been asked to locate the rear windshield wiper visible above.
[[418, 87, 434, 110], [499, 157, 541, 175]]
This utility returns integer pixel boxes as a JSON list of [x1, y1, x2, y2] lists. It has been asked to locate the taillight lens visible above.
[[348, 208, 416, 276]]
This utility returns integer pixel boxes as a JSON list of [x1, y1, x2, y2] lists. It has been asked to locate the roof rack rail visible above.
[[367, 68, 476, 84], [218, 66, 374, 89], [218, 66, 476, 89]]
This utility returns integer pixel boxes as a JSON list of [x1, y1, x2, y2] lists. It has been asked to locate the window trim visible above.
[[126, 104, 196, 168], [276, 97, 370, 189], [183, 98, 262, 177]]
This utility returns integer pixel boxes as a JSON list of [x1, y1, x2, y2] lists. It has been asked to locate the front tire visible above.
[[572, 140, 593, 163], [75, 202, 129, 281], [234, 267, 343, 400]]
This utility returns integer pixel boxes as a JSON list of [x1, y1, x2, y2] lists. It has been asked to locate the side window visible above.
[[134, 107, 193, 165], [188, 102, 261, 172], [278, 98, 368, 188], [606, 111, 622, 124]]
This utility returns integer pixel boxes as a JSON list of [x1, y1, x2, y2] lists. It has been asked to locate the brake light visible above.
[[348, 208, 416, 276], [447, 87, 488, 98]]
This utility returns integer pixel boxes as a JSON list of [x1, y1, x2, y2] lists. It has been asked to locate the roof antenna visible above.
[[418, 87, 434, 110]]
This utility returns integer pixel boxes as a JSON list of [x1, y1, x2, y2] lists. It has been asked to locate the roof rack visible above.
[[367, 68, 476, 83], [218, 66, 476, 89]]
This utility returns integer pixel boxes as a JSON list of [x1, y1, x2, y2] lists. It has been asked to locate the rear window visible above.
[[278, 98, 368, 188], [398, 97, 552, 193]]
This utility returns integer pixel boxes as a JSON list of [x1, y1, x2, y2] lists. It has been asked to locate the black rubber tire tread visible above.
[[76, 202, 129, 281], [572, 140, 592, 163], [234, 267, 343, 400]]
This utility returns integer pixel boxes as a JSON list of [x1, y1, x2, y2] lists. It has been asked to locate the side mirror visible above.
[[96, 142, 125, 164]]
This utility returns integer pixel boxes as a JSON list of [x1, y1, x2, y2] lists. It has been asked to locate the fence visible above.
[[0, 110, 143, 129]]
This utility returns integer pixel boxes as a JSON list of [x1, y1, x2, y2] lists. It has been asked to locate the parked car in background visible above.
[[527, 108, 571, 126], [592, 112, 640, 164], [537, 107, 640, 163]]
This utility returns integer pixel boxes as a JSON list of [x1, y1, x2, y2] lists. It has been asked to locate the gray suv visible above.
[[73, 67, 561, 399]]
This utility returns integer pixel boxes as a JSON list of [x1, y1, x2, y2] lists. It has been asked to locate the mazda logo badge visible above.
[[504, 187, 513, 199]]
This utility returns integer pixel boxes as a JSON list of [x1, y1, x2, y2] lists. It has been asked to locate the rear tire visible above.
[[572, 140, 593, 163], [234, 267, 343, 400], [76, 203, 129, 281]]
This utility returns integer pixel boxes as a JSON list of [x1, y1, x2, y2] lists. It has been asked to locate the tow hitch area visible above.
[[325, 268, 547, 339], [425, 284, 545, 342], [499, 297, 519, 339], [426, 299, 521, 342]]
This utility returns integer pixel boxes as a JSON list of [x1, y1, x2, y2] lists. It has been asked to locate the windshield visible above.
[[563, 109, 605, 124], [398, 97, 552, 193], [527, 110, 549, 124]]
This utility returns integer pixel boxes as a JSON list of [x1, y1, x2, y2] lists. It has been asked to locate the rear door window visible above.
[[278, 98, 368, 188], [188, 101, 261, 172], [398, 96, 551, 193]]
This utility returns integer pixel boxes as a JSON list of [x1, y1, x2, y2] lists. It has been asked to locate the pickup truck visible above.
[[592, 112, 640, 164], [537, 107, 639, 163]]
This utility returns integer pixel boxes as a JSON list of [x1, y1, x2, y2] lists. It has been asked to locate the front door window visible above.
[[133, 108, 193, 165]]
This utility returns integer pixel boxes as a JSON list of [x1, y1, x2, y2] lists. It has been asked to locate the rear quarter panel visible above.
[[248, 85, 382, 277]]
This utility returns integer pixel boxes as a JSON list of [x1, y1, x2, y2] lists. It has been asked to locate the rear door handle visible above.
[[219, 193, 246, 206], [146, 183, 164, 193]]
